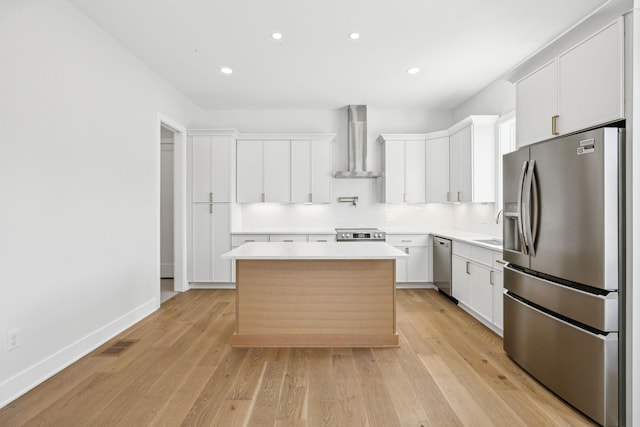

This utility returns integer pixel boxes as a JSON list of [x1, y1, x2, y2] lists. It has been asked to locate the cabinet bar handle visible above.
[[490, 270, 494, 285], [261, 193, 265, 202], [552, 115, 559, 135], [457, 191, 462, 202], [466, 261, 470, 274], [245, 239, 255, 243], [309, 193, 312, 202], [405, 248, 410, 254], [403, 193, 407, 203], [496, 259, 508, 265], [209, 192, 213, 202], [283, 240, 294, 242], [209, 204, 213, 214], [447, 192, 451, 202], [317, 240, 327, 242], [402, 240, 412, 243]]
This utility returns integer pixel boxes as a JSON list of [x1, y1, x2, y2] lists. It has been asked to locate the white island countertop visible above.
[[222, 242, 409, 260]]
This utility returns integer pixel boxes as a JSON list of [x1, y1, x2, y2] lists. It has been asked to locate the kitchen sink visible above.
[[474, 238, 503, 246]]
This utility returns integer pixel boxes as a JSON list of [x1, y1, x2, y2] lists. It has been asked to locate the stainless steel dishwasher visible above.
[[432, 236, 453, 297]]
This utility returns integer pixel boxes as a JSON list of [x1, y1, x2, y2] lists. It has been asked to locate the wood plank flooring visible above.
[[0, 289, 596, 426]]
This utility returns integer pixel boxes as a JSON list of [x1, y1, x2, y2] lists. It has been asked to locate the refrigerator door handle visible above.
[[523, 159, 537, 256], [517, 160, 529, 255]]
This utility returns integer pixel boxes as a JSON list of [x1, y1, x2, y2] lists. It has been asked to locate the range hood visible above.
[[335, 105, 381, 178]]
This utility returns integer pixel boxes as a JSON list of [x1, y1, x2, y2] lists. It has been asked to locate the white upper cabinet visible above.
[[405, 140, 427, 203], [425, 134, 449, 203], [448, 116, 497, 203], [291, 139, 332, 203], [379, 135, 426, 204], [516, 18, 624, 148], [558, 18, 624, 134], [264, 140, 290, 203], [236, 140, 264, 203], [190, 133, 234, 203], [237, 135, 335, 204], [516, 61, 558, 148]]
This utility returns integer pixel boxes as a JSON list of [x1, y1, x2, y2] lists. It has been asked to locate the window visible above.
[[496, 111, 516, 213]]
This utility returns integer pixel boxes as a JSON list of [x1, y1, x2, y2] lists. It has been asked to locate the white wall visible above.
[[0, 0, 202, 407], [200, 108, 458, 232]]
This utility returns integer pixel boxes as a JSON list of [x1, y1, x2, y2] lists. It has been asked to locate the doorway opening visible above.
[[160, 125, 177, 303], [157, 113, 188, 306]]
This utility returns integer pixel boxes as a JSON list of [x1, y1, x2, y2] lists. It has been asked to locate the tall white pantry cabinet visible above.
[[188, 130, 236, 283]]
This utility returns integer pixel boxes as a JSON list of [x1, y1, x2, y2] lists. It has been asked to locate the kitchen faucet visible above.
[[494, 209, 503, 224]]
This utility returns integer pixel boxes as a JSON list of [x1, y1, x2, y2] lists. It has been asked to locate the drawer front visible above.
[[231, 234, 269, 246], [470, 245, 493, 267], [308, 234, 335, 242], [492, 251, 507, 271], [504, 294, 617, 426], [452, 240, 471, 258], [387, 234, 429, 247], [504, 266, 618, 332], [269, 234, 308, 242]]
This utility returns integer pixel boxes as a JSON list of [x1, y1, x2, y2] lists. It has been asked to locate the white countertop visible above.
[[222, 242, 409, 260], [430, 229, 503, 251], [230, 230, 336, 235]]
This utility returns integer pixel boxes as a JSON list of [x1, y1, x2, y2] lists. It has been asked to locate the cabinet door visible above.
[[191, 203, 212, 282], [405, 140, 426, 203], [558, 19, 623, 134], [407, 245, 428, 282], [212, 136, 231, 202], [425, 136, 449, 203], [264, 140, 290, 203], [212, 203, 231, 282], [492, 270, 504, 330], [448, 132, 460, 202], [452, 255, 469, 305], [191, 136, 212, 203], [516, 60, 558, 147], [383, 142, 405, 203], [237, 140, 263, 203], [394, 247, 408, 283], [311, 139, 332, 203], [291, 140, 311, 203], [469, 263, 493, 323], [457, 125, 473, 203]]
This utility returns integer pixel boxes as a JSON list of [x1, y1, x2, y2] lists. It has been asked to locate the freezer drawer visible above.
[[504, 266, 618, 332], [504, 293, 618, 426]]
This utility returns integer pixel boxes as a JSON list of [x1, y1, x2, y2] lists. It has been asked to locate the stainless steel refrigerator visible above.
[[502, 126, 623, 427]]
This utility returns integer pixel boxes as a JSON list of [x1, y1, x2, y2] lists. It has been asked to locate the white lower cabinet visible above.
[[388, 235, 430, 285], [451, 240, 504, 335], [492, 270, 504, 330], [190, 203, 231, 282], [452, 255, 470, 305]]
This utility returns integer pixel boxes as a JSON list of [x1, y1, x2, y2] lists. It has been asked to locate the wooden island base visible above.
[[232, 259, 398, 347]]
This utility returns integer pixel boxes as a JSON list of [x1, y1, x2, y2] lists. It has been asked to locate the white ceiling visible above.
[[70, 0, 608, 110]]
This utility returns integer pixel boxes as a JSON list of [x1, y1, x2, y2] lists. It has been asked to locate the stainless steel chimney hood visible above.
[[334, 105, 381, 178]]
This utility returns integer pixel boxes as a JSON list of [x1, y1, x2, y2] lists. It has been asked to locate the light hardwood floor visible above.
[[0, 289, 596, 426]]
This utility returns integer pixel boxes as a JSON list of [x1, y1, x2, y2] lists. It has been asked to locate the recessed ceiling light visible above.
[[220, 67, 233, 75], [271, 32, 283, 40], [349, 32, 360, 40], [407, 67, 420, 75]]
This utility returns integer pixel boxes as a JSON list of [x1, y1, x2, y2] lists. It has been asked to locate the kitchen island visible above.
[[222, 242, 408, 347]]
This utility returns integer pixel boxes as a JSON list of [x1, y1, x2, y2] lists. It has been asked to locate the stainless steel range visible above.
[[335, 228, 385, 241]]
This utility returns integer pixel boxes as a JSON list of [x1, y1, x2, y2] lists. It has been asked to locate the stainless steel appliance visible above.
[[335, 228, 385, 241], [432, 236, 452, 297], [502, 127, 623, 426]]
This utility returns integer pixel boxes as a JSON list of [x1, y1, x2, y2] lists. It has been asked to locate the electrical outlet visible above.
[[7, 329, 20, 351]]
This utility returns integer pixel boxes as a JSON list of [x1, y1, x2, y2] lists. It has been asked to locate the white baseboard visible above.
[[456, 302, 503, 337], [189, 282, 236, 289], [396, 283, 436, 289], [0, 298, 158, 409], [161, 263, 174, 278]]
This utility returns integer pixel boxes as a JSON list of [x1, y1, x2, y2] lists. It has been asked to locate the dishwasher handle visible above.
[[433, 237, 451, 248]]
